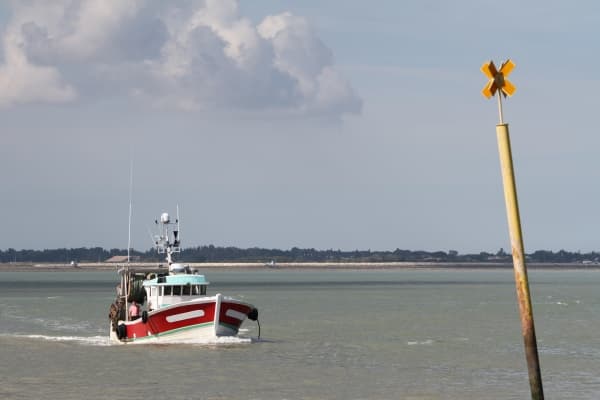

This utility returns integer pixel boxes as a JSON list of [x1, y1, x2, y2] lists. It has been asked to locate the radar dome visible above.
[[160, 213, 170, 223]]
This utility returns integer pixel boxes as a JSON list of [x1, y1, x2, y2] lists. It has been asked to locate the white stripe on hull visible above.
[[166, 309, 205, 323]]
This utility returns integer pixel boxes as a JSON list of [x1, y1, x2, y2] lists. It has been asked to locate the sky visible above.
[[1, 0, 600, 254]]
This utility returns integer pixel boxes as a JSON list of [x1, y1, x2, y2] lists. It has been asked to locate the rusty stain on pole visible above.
[[496, 123, 544, 400], [481, 60, 544, 400]]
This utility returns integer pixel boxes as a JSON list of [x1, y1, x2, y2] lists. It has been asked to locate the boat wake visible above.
[[4, 334, 110, 346], [2, 333, 256, 346], [148, 336, 254, 346]]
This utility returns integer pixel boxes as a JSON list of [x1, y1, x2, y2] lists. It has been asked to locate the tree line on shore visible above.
[[1, 246, 599, 264]]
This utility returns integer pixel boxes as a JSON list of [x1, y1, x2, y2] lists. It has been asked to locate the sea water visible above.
[[1, 268, 600, 399]]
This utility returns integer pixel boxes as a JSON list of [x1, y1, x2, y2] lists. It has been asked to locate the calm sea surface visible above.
[[1, 268, 600, 399]]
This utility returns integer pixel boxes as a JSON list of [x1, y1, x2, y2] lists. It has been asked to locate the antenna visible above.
[[127, 160, 133, 263], [177, 204, 180, 236]]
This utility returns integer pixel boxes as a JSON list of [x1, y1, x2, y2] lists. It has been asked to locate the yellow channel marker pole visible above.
[[481, 60, 544, 400]]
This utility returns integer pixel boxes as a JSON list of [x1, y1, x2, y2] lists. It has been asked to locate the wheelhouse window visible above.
[[161, 284, 206, 296], [182, 284, 191, 295]]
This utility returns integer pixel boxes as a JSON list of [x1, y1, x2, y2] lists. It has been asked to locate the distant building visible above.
[[105, 255, 140, 263]]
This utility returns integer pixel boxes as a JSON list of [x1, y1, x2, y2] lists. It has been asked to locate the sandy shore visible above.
[[1, 261, 599, 272]]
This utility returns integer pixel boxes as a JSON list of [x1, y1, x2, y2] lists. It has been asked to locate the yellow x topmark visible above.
[[481, 59, 516, 99]]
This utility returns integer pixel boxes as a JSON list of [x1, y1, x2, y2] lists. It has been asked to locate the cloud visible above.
[[0, 33, 76, 107], [0, 0, 361, 117]]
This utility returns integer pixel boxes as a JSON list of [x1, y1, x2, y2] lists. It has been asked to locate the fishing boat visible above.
[[108, 211, 259, 344]]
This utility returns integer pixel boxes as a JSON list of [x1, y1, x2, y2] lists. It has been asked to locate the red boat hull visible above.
[[110, 295, 255, 344]]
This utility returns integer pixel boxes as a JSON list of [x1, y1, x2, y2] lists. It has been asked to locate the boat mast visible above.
[[124, 160, 134, 322], [155, 211, 181, 266], [123, 267, 129, 323], [127, 160, 133, 264]]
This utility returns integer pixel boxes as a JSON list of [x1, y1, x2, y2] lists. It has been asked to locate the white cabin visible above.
[[143, 272, 210, 311]]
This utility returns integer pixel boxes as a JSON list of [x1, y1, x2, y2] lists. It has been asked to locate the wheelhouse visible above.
[[143, 274, 210, 310]]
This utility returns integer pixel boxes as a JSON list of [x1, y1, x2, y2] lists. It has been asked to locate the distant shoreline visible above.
[[1, 261, 600, 272]]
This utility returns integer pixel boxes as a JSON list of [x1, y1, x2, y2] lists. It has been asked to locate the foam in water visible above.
[[6, 334, 110, 346], [4, 333, 254, 346], [121, 334, 255, 346], [30, 317, 98, 333], [407, 339, 435, 346]]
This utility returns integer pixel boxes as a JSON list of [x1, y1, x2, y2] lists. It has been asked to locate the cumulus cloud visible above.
[[0, 0, 361, 117], [0, 35, 76, 108]]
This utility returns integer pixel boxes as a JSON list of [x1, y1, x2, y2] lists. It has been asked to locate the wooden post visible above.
[[496, 123, 544, 400]]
